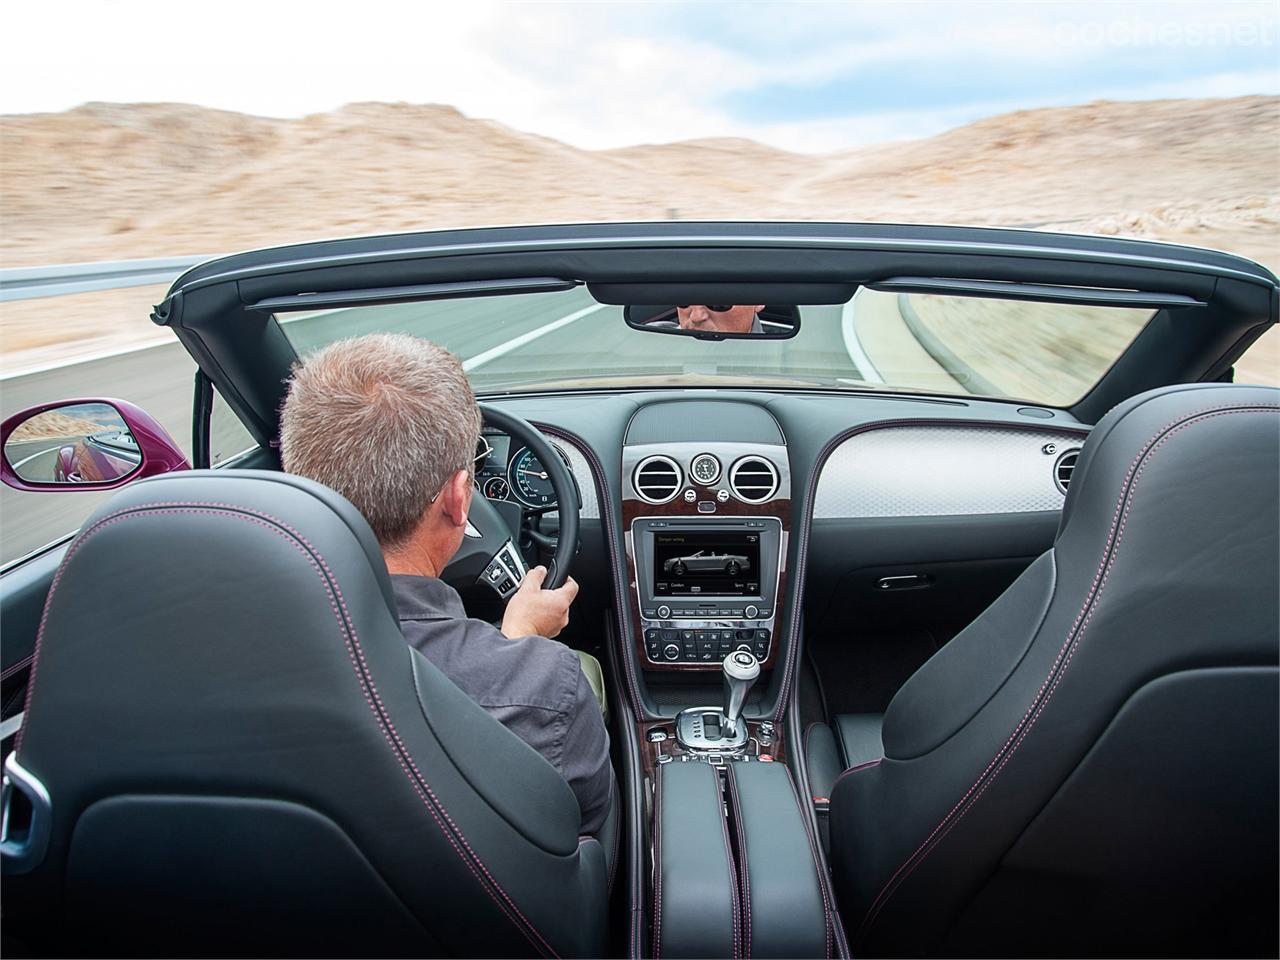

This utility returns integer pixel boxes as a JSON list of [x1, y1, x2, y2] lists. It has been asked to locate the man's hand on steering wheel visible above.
[[501, 565, 580, 639]]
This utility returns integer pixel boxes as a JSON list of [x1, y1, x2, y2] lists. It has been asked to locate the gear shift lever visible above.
[[722, 650, 760, 737]]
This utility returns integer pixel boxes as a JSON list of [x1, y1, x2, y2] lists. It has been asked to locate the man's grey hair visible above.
[[280, 333, 482, 547]]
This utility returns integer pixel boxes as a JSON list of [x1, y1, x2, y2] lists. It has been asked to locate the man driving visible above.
[[676, 303, 765, 334], [279, 333, 613, 834]]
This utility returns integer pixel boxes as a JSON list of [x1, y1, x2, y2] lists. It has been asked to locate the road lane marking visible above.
[[461, 303, 608, 371], [841, 294, 884, 384], [2, 337, 180, 381], [10, 445, 63, 470]]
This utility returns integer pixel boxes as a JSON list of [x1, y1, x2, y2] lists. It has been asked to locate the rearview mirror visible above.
[[1, 399, 190, 491], [624, 304, 800, 341]]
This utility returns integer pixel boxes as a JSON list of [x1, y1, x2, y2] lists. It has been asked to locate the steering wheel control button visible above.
[[656, 604, 671, 619], [744, 604, 759, 619]]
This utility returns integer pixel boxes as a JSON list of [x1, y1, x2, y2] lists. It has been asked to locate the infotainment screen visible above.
[[652, 531, 761, 597]]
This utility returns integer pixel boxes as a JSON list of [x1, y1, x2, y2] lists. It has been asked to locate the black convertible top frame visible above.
[[152, 222, 1278, 445]]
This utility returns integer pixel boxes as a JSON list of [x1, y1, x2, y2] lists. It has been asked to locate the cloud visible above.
[[1, 0, 1275, 152]]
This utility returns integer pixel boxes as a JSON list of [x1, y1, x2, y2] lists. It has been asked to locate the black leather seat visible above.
[[828, 384, 1280, 957], [2, 471, 609, 957], [806, 714, 883, 800]]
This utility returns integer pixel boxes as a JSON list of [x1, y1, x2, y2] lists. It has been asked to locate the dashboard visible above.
[[467, 388, 1088, 722]]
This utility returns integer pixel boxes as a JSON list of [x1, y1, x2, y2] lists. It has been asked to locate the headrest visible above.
[[72, 468, 397, 612], [1060, 382, 1280, 535]]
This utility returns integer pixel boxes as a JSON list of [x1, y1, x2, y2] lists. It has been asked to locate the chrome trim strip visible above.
[[1, 753, 51, 875]]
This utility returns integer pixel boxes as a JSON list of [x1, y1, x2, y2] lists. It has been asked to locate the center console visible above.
[[632, 517, 781, 665], [619, 404, 834, 957], [622, 439, 791, 678]]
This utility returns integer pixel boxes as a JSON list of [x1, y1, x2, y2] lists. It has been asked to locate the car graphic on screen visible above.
[[662, 550, 751, 576]]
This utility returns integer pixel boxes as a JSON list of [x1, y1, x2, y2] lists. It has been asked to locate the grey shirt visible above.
[[390, 574, 613, 835]]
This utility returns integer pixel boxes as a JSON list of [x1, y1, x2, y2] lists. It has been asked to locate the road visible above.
[[1, 292, 860, 565]]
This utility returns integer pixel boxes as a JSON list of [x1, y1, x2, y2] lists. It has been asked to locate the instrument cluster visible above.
[[476, 431, 560, 509]]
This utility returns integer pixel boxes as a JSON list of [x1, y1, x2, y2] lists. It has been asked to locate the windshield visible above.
[[279, 286, 1155, 407]]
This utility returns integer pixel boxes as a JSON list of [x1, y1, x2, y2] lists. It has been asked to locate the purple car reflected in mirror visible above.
[[1, 398, 190, 492]]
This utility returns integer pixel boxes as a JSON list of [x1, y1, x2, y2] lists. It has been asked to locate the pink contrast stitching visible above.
[[653, 766, 664, 960], [855, 402, 1279, 943], [717, 766, 742, 960], [17, 500, 557, 958], [783, 764, 834, 960], [833, 757, 882, 786], [727, 766, 751, 959]]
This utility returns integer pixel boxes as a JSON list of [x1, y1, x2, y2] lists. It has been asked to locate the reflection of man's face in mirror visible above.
[[676, 304, 765, 334]]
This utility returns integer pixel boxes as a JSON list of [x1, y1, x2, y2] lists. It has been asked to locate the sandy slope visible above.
[[1, 96, 1276, 380]]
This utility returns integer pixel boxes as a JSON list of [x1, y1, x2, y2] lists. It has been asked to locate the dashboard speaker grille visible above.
[[1054, 448, 1080, 495], [729, 456, 779, 503], [633, 455, 683, 504]]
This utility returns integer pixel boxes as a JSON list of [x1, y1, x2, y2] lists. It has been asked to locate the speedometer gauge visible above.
[[508, 446, 557, 507]]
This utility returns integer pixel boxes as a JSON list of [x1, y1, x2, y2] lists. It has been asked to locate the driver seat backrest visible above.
[[829, 383, 1280, 958], [4, 470, 607, 958]]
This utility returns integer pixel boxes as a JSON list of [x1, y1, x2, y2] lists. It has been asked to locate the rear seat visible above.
[[805, 713, 884, 800]]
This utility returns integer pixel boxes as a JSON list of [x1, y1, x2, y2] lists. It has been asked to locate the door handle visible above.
[[875, 574, 933, 591]]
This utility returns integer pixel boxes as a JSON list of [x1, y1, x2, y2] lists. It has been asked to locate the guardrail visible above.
[[0, 255, 215, 302]]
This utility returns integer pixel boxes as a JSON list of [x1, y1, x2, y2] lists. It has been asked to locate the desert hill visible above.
[[2, 95, 1276, 267]]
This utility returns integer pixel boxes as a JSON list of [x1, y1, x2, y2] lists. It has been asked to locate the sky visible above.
[[3, 0, 1277, 152]]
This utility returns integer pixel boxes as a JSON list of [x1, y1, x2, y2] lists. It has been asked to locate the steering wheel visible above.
[[440, 404, 579, 600]]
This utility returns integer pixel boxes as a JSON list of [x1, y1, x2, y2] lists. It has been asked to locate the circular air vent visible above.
[[1054, 448, 1080, 495], [729, 456, 779, 503], [633, 455, 684, 504]]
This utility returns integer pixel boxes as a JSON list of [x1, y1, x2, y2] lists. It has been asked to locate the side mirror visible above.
[[1, 399, 189, 492]]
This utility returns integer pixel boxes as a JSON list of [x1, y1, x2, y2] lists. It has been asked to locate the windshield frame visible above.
[[155, 221, 1278, 446]]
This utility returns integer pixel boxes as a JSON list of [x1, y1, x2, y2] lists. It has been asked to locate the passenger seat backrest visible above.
[[829, 384, 1280, 957]]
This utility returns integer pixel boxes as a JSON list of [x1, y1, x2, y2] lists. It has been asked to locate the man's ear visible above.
[[438, 469, 473, 527]]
